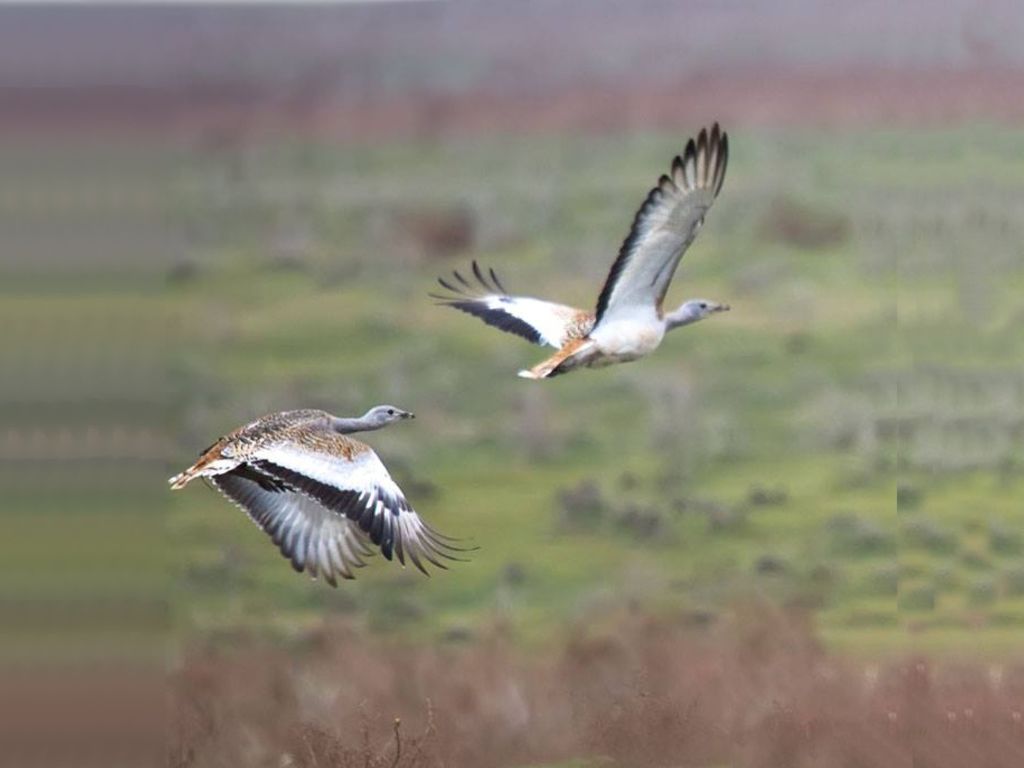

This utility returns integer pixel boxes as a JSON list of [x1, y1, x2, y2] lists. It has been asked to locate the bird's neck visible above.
[[330, 416, 380, 434], [664, 306, 701, 331]]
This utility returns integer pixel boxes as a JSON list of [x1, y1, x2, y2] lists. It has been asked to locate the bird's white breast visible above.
[[590, 310, 665, 362]]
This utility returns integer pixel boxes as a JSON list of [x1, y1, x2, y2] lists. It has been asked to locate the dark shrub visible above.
[[826, 513, 895, 556], [896, 483, 922, 510], [501, 561, 528, 586], [931, 564, 958, 592], [898, 583, 936, 611], [759, 196, 850, 250], [903, 517, 958, 555], [618, 471, 640, 491], [990, 522, 1023, 556], [441, 625, 475, 644], [394, 205, 475, 260], [754, 554, 788, 575], [968, 577, 998, 606], [864, 563, 899, 596], [614, 504, 667, 541], [809, 562, 837, 585], [961, 548, 991, 570], [705, 503, 748, 533], [555, 479, 607, 531], [784, 332, 810, 355], [747, 485, 789, 507], [1003, 565, 1024, 596]]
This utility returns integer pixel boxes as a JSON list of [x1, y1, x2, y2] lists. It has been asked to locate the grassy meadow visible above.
[[6, 4, 1024, 764], [6, 122, 1022, 766], [156, 126, 1024, 658]]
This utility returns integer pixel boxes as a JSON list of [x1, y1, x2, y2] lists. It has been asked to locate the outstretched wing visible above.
[[210, 464, 376, 586], [431, 260, 590, 349], [248, 430, 468, 577], [593, 124, 728, 327]]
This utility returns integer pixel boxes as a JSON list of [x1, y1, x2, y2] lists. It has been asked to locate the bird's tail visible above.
[[518, 338, 596, 380], [168, 441, 235, 490]]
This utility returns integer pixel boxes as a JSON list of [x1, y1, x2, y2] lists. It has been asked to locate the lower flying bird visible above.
[[433, 124, 730, 379], [169, 406, 466, 585]]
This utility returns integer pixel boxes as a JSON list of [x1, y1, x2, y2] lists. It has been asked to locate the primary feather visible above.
[[430, 260, 592, 348], [594, 124, 728, 327]]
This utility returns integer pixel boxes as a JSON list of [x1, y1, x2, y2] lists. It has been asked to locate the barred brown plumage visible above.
[[169, 406, 471, 585]]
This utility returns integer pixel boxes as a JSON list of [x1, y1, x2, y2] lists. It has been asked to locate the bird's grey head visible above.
[[686, 298, 731, 319], [666, 298, 731, 329], [362, 404, 415, 428]]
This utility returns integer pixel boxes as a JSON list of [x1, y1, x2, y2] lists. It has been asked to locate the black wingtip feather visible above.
[[406, 547, 429, 576], [593, 124, 730, 323], [489, 267, 507, 294], [471, 260, 490, 291], [715, 133, 729, 197], [378, 515, 395, 560], [437, 276, 464, 295], [433, 262, 511, 299], [697, 128, 709, 183], [420, 521, 478, 550]]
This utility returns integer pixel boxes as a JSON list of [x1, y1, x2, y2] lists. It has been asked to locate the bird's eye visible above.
[[699, 302, 707, 309], [387, 409, 394, 415]]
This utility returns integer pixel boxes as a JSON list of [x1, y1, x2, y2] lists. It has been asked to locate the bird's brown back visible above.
[[220, 409, 364, 462]]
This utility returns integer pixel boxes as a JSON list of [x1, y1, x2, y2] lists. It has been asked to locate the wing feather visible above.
[[210, 466, 372, 586], [250, 434, 468, 576], [594, 124, 729, 326], [431, 260, 590, 348]]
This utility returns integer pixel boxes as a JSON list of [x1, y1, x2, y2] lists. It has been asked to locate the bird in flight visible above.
[[169, 406, 467, 585], [433, 124, 730, 379]]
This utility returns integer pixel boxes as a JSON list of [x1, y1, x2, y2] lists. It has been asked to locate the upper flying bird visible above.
[[168, 406, 466, 585], [433, 124, 730, 379]]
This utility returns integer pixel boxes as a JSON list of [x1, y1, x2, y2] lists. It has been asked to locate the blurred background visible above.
[[2, 1, 1024, 766]]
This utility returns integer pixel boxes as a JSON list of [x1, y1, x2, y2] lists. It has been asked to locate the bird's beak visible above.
[[717, 303, 731, 313], [404, 411, 415, 419]]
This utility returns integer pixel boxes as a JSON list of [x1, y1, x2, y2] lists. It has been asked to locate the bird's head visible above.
[[363, 405, 415, 428], [667, 298, 730, 329]]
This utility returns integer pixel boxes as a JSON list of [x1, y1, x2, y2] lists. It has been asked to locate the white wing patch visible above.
[[258, 441, 398, 502], [594, 124, 728, 327], [252, 440, 467, 576], [432, 261, 588, 348]]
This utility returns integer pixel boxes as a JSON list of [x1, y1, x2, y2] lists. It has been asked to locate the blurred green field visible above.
[[157, 126, 1024, 655], [85, 127, 1024, 655]]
